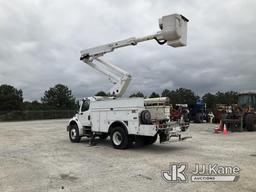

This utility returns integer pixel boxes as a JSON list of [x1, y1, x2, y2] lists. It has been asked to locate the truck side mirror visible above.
[[79, 100, 83, 113]]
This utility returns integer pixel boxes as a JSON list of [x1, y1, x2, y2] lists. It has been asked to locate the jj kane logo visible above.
[[161, 162, 188, 183], [162, 163, 240, 182]]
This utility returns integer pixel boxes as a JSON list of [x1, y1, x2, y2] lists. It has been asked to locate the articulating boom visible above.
[[80, 14, 188, 97]]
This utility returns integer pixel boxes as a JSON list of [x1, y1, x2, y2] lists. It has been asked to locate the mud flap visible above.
[[159, 132, 170, 143]]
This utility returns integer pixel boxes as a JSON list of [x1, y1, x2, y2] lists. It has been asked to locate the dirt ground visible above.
[[0, 119, 255, 192]]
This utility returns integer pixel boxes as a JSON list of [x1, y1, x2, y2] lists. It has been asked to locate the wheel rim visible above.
[[70, 128, 77, 140], [113, 131, 122, 146]]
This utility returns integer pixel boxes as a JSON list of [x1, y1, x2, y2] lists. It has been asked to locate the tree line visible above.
[[0, 84, 238, 112], [0, 84, 76, 111], [129, 88, 238, 109]]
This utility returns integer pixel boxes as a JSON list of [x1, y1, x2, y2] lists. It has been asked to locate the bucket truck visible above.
[[67, 14, 189, 149]]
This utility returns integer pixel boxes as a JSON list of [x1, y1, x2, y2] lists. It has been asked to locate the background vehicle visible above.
[[144, 97, 171, 123], [214, 104, 230, 123], [189, 99, 208, 123], [170, 104, 189, 121], [170, 104, 190, 131], [223, 92, 256, 131]]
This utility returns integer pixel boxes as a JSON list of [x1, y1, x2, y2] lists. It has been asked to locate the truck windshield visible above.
[[238, 95, 256, 108], [81, 101, 90, 111]]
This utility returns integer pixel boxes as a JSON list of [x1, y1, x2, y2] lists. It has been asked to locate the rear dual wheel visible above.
[[110, 127, 131, 149], [246, 114, 256, 131], [133, 135, 157, 147]]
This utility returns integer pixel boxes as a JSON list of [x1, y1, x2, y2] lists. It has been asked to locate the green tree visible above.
[[224, 91, 238, 105], [129, 91, 145, 98], [215, 91, 226, 104], [175, 88, 199, 105], [167, 90, 179, 105], [217, 91, 238, 105], [41, 84, 76, 110], [161, 89, 171, 97], [95, 91, 107, 96], [202, 93, 216, 110], [23, 100, 44, 110], [202, 91, 238, 111], [0, 84, 23, 111], [149, 92, 160, 98], [161, 88, 198, 105]]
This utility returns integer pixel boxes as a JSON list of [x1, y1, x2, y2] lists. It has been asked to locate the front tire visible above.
[[110, 127, 129, 149], [69, 124, 81, 143]]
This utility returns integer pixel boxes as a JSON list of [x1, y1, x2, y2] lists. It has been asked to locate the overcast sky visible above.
[[0, 0, 256, 101]]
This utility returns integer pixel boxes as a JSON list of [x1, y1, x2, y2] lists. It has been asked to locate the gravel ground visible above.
[[0, 119, 255, 192]]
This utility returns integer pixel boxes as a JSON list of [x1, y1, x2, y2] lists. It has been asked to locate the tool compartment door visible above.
[[99, 112, 108, 132], [91, 111, 108, 132]]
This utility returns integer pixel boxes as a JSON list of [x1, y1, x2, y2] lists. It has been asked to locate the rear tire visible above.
[[144, 134, 158, 145], [195, 113, 203, 123], [69, 124, 81, 143], [134, 136, 145, 147], [246, 114, 256, 131], [110, 127, 129, 149]]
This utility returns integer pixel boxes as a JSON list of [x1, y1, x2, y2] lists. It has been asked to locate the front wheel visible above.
[[110, 127, 129, 149], [69, 125, 81, 143]]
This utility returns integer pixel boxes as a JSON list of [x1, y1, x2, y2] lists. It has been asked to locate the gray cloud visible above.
[[0, 0, 256, 100]]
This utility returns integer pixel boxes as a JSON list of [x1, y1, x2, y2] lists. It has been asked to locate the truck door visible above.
[[78, 100, 91, 127]]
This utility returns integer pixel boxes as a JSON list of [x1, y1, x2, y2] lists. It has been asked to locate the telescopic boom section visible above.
[[80, 14, 188, 97]]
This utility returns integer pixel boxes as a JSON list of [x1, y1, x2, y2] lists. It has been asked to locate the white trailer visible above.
[[144, 97, 171, 122], [67, 14, 189, 149]]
